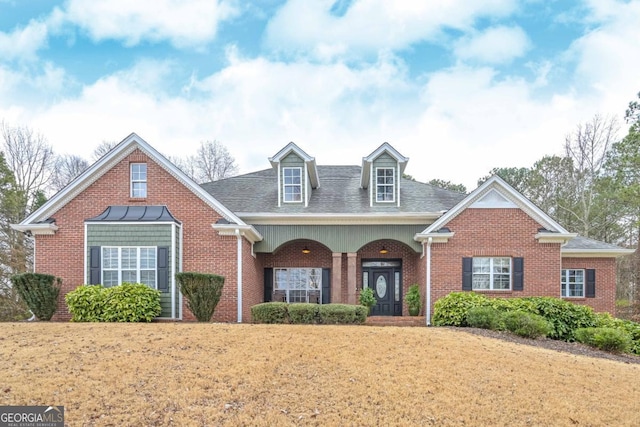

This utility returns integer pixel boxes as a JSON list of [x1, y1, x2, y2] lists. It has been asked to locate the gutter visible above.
[[426, 237, 432, 326]]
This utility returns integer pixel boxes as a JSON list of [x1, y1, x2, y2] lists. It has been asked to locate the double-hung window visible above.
[[283, 167, 302, 202], [131, 163, 147, 198], [274, 268, 322, 303], [561, 269, 584, 297], [102, 247, 157, 288], [472, 257, 511, 290], [376, 168, 395, 202]]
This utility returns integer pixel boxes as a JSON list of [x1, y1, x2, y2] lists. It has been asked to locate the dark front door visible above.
[[363, 260, 402, 316], [372, 270, 393, 315]]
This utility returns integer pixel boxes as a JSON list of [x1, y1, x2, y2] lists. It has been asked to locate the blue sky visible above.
[[1, 0, 639, 190]]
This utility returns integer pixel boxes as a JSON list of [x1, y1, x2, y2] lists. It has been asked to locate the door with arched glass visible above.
[[362, 260, 402, 316]]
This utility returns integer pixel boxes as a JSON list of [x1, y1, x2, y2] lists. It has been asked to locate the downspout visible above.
[[236, 228, 243, 323], [426, 237, 432, 326]]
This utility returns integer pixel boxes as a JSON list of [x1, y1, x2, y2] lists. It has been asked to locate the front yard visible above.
[[1, 323, 639, 426]]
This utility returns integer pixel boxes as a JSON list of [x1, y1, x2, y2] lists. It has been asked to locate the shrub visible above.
[[466, 307, 502, 330], [405, 284, 421, 315], [359, 288, 376, 313], [432, 292, 489, 326], [574, 327, 631, 353], [595, 313, 640, 355], [502, 311, 551, 339], [521, 297, 597, 341], [101, 283, 161, 322], [288, 303, 319, 324], [10, 273, 61, 321], [251, 302, 289, 324], [354, 305, 368, 324], [65, 285, 106, 322], [319, 304, 356, 324], [176, 272, 225, 322]]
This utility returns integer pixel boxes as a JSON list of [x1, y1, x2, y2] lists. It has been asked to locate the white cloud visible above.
[[64, 0, 239, 48], [453, 25, 530, 64], [0, 19, 48, 60], [265, 0, 517, 57]]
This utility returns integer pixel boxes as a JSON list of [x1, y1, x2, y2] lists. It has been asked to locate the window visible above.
[[283, 167, 302, 202], [102, 247, 156, 288], [131, 163, 147, 198], [561, 269, 584, 297], [274, 268, 322, 303], [472, 257, 511, 290], [376, 168, 395, 202]]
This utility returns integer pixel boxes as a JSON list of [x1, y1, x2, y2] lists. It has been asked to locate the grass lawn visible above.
[[1, 323, 639, 426]]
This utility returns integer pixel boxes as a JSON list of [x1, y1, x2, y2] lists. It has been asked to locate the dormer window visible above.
[[131, 163, 147, 198], [376, 168, 395, 202], [283, 167, 302, 202]]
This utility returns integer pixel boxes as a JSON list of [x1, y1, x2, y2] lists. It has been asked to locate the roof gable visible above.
[[419, 175, 571, 236], [19, 133, 248, 227], [268, 142, 319, 188]]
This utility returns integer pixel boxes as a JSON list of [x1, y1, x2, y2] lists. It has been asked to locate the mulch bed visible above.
[[450, 326, 640, 365]]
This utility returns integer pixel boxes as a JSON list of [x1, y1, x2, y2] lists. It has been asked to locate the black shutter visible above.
[[512, 257, 524, 291], [264, 268, 273, 302], [322, 269, 331, 304], [89, 246, 101, 285], [157, 247, 169, 291], [462, 258, 473, 291], [586, 269, 596, 298]]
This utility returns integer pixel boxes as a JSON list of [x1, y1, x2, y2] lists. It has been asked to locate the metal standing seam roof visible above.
[[85, 205, 180, 223]]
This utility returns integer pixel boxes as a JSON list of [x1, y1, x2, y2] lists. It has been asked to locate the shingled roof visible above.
[[200, 165, 466, 215]]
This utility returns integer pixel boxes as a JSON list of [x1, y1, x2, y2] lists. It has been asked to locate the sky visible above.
[[1, 0, 639, 191]]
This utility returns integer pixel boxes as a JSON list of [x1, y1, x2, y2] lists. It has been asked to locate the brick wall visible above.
[[561, 257, 617, 314], [35, 148, 240, 322], [430, 208, 562, 314]]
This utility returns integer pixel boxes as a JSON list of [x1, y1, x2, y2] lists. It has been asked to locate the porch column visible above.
[[347, 252, 357, 304], [331, 253, 342, 303]]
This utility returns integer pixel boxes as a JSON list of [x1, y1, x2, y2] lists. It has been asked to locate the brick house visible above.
[[13, 133, 633, 323]]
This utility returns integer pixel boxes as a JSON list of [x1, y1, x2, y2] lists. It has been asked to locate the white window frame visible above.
[[561, 269, 585, 298], [376, 167, 395, 202], [282, 167, 302, 203], [102, 246, 157, 289], [274, 267, 322, 303], [130, 163, 147, 198], [472, 257, 511, 290]]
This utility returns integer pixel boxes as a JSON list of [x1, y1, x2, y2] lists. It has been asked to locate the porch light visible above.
[[379, 246, 388, 254], [302, 246, 311, 254]]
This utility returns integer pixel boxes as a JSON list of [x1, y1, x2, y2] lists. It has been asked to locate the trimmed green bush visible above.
[[101, 283, 161, 322], [405, 284, 422, 315], [10, 273, 61, 320], [432, 292, 489, 326], [502, 311, 551, 339], [359, 288, 376, 313], [288, 303, 319, 324], [65, 285, 105, 322], [466, 306, 502, 330], [251, 302, 289, 324], [354, 305, 368, 324], [176, 272, 225, 322], [520, 297, 597, 341], [319, 304, 356, 324], [595, 313, 640, 355], [574, 327, 631, 353]]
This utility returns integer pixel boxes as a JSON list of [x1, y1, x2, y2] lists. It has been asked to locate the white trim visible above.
[[414, 232, 455, 244], [11, 223, 58, 235], [471, 257, 512, 291], [420, 175, 570, 236], [304, 162, 308, 207], [85, 221, 178, 226], [535, 232, 578, 244], [236, 229, 243, 323], [18, 132, 247, 227], [277, 163, 281, 207], [561, 248, 635, 258], [375, 167, 396, 203], [426, 237, 432, 326], [179, 223, 183, 320], [212, 223, 263, 244], [282, 167, 303, 203], [369, 164, 373, 207], [360, 142, 409, 189], [101, 246, 158, 289], [397, 162, 401, 207], [268, 142, 320, 188], [130, 162, 147, 198], [239, 212, 442, 225], [171, 223, 176, 320], [561, 268, 585, 298], [84, 223, 88, 283]]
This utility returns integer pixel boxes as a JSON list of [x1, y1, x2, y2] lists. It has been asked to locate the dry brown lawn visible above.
[[1, 323, 639, 426]]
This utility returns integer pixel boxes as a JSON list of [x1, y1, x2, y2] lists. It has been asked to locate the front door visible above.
[[363, 260, 402, 316]]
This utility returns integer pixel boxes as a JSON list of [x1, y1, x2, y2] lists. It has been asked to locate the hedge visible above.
[[65, 283, 161, 322], [251, 302, 367, 324], [176, 272, 225, 322]]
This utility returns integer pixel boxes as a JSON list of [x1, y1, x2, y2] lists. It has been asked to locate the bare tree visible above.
[[91, 140, 118, 162], [1, 121, 55, 211], [192, 140, 238, 183], [51, 154, 90, 192], [562, 115, 619, 238]]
